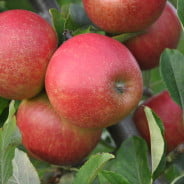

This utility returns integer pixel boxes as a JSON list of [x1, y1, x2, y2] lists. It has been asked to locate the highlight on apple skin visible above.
[[0, 9, 58, 100], [16, 94, 102, 165], [125, 2, 182, 70], [82, 0, 166, 33], [45, 33, 143, 129], [133, 91, 184, 152]]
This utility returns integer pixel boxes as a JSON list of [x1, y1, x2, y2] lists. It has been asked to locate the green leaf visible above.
[[0, 101, 21, 184], [144, 107, 166, 179], [113, 31, 144, 43], [73, 153, 114, 184], [0, 97, 9, 116], [164, 164, 182, 183], [177, 0, 184, 29], [98, 170, 131, 184], [64, 11, 79, 31], [73, 25, 105, 36], [171, 175, 184, 184], [49, 8, 65, 44], [7, 148, 40, 184], [109, 136, 152, 184], [160, 49, 184, 109]]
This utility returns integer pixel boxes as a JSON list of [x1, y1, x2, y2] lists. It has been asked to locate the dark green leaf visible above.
[[0, 101, 21, 184], [171, 175, 184, 184], [160, 49, 184, 109], [56, 0, 81, 6], [99, 170, 131, 184], [164, 164, 182, 183], [7, 149, 40, 184], [73, 25, 105, 36], [49, 8, 65, 44], [144, 107, 166, 179], [109, 136, 152, 184], [0, 97, 9, 116], [177, 0, 184, 28], [73, 153, 114, 184], [113, 31, 144, 43], [5, 0, 35, 11]]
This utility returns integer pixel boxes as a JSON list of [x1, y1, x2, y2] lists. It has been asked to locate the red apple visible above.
[[133, 91, 184, 152], [16, 94, 102, 165], [45, 33, 143, 128], [82, 0, 166, 33], [0, 10, 58, 100], [125, 2, 182, 70]]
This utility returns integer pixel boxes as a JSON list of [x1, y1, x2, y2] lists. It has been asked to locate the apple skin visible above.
[[82, 0, 166, 33], [45, 33, 143, 128], [125, 2, 182, 70], [133, 91, 184, 152], [16, 94, 102, 165], [0, 10, 58, 100]]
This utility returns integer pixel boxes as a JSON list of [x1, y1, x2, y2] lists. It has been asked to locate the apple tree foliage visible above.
[[0, 0, 184, 184]]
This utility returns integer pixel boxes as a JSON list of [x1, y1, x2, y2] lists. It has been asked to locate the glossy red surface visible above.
[[125, 2, 181, 70], [0, 10, 58, 100], [45, 33, 143, 128], [16, 94, 102, 165], [83, 0, 166, 33], [133, 91, 184, 152]]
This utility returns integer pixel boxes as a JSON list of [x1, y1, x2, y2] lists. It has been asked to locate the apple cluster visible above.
[[0, 9, 143, 165], [83, 0, 182, 70], [82, 0, 184, 152], [0, 0, 182, 166]]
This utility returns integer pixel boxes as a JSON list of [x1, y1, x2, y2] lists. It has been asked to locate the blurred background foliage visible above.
[[0, 0, 183, 183]]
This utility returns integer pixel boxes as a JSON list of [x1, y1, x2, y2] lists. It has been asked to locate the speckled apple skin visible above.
[[45, 33, 143, 128], [16, 94, 102, 165], [82, 0, 166, 33], [0, 10, 58, 100], [125, 2, 181, 70], [133, 91, 184, 152]]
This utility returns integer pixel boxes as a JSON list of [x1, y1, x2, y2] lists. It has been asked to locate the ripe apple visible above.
[[133, 91, 184, 152], [45, 33, 143, 128], [125, 2, 182, 70], [16, 94, 102, 165], [0, 9, 58, 100], [82, 0, 166, 33]]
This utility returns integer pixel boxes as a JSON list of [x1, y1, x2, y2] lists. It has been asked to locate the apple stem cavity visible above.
[[63, 30, 73, 41], [114, 81, 125, 94]]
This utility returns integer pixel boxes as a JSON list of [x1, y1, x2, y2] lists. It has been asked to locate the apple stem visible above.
[[63, 30, 73, 41]]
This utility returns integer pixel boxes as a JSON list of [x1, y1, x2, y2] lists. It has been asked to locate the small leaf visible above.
[[109, 136, 152, 184], [7, 148, 40, 184], [160, 49, 184, 109], [99, 170, 131, 184], [73, 25, 104, 36], [0, 101, 21, 184], [49, 8, 65, 44], [113, 31, 144, 43], [144, 107, 166, 179], [177, 0, 184, 29], [73, 153, 114, 184], [171, 175, 184, 184]]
